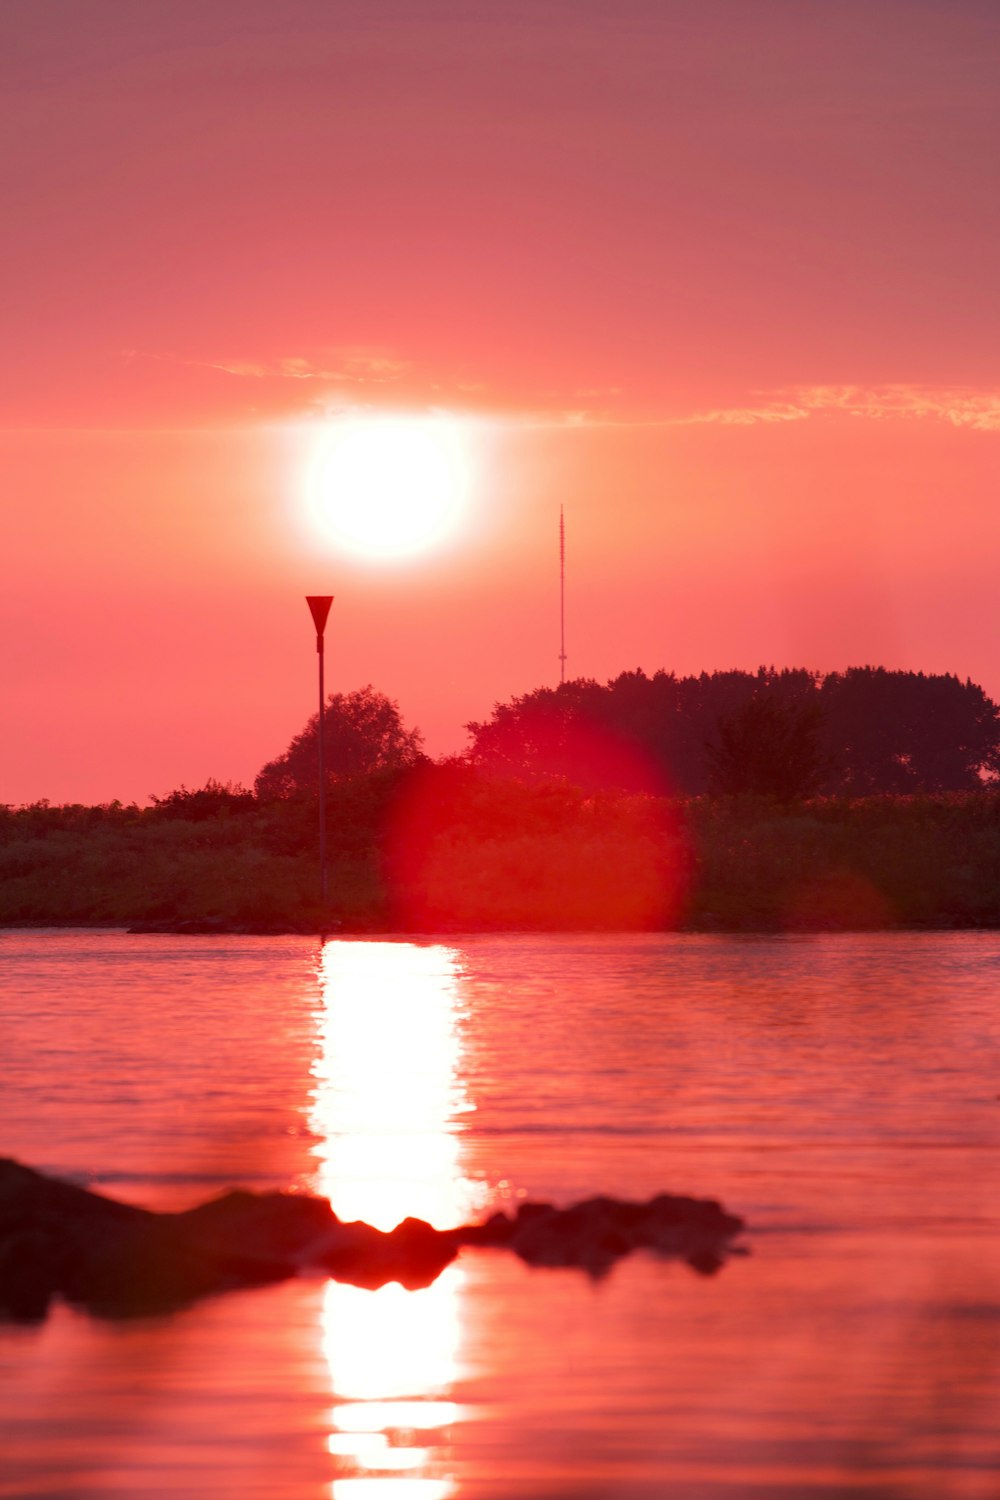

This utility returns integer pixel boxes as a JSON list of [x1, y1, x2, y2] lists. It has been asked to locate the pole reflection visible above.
[[309, 940, 480, 1498]]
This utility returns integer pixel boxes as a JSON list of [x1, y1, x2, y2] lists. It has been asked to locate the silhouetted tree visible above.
[[465, 678, 666, 792], [255, 686, 425, 800], [708, 696, 828, 799], [466, 667, 999, 796], [818, 668, 1000, 793]]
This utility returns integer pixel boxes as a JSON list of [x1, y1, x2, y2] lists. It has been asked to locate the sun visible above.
[[305, 416, 470, 561]]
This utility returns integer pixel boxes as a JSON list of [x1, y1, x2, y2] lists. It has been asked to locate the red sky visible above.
[[4, 0, 999, 804]]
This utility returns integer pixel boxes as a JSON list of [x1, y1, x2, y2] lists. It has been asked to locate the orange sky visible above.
[[4, 1, 999, 804]]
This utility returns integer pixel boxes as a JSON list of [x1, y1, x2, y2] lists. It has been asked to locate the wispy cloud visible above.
[[668, 401, 810, 428], [454, 384, 1000, 434], [800, 385, 1000, 430], [116, 351, 1000, 434], [123, 347, 410, 385], [674, 385, 1000, 431]]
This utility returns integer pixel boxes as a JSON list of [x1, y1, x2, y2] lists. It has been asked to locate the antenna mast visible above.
[[559, 505, 567, 685]]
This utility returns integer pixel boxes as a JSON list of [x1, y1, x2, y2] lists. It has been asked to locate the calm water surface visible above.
[[2, 930, 1000, 1498]]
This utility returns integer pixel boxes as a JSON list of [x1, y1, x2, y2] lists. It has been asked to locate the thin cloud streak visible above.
[[676, 386, 1000, 432], [122, 348, 411, 385], [115, 353, 1000, 435], [505, 386, 1000, 433]]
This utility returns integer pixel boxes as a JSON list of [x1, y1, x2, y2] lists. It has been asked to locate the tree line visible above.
[[247, 668, 1000, 804], [465, 667, 1000, 798], [4, 668, 1000, 931]]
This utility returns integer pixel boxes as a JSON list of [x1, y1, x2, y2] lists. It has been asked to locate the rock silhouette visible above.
[[0, 1158, 745, 1322]]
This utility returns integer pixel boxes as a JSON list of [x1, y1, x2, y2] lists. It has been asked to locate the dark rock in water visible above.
[[319, 1215, 461, 1291], [179, 1187, 339, 1258], [0, 1158, 291, 1319], [0, 1158, 745, 1322], [470, 1194, 744, 1276], [0, 1230, 59, 1322]]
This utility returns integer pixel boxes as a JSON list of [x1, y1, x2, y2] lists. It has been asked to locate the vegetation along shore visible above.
[[4, 667, 1000, 934]]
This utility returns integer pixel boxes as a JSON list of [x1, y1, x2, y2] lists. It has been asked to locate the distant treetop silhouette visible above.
[[255, 685, 425, 799], [466, 667, 1000, 797]]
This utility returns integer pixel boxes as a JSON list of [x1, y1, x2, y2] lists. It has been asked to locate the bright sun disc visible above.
[[306, 417, 469, 560]]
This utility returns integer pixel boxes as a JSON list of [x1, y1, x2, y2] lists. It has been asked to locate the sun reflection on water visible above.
[[321, 1268, 465, 1403], [310, 940, 480, 1230], [330, 1483, 456, 1500], [310, 941, 477, 1496]]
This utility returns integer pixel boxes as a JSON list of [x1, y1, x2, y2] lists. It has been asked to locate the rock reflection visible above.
[[311, 941, 475, 1495]]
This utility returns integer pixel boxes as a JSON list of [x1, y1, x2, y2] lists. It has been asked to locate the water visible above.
[[2, 930, 1000, 1497]]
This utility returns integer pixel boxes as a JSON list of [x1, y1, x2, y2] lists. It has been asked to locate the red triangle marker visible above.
[[306, 596, 334, 637]]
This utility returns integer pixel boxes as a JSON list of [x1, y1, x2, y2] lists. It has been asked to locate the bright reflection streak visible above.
[[310, 940, 481, 1229], [311, 941, 476, 1496], [357, 1450, 431, 1472], [332, 1403, 462, 1433], [328, 1434, 388, 1458], [332, 1483, 455, 1500], [321, 1271, 465, 1489], [321, 1269, 464, 1402]]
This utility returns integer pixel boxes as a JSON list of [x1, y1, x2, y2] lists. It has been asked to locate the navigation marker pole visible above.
[[306, 596, 334, 906], [559, 505, 567, 685]]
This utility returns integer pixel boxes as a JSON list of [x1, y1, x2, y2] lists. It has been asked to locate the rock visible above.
[[0, 1230, 59, 1322], [458, 1209, 516, 1246], [495, 1194, 744, 1276], [0, 1158, 294, 1317], [0, 1158, 746, 1322], [319, 1216, 461, 1291], [179, 1188, 339, 1259]]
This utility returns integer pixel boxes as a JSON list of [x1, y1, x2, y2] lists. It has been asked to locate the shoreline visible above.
[[5, 790, 1000, 934], [4, 915, 999, 936]]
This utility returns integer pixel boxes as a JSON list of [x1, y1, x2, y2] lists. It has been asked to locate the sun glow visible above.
[[305, 416, 470, 560]]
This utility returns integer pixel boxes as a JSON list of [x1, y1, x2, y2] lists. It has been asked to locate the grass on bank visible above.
[[2, 774, 999, 931]]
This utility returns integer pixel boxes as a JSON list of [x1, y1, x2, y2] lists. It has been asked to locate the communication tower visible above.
[[559, 505, 567, 685]]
